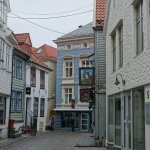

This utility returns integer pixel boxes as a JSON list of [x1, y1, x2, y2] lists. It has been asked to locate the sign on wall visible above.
[[80, 89, 91, 102], [145, 102, 150, 125], [79, 67, 95, 86]]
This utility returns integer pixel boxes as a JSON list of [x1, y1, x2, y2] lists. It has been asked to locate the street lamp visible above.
[[114, 73, 125, 86]]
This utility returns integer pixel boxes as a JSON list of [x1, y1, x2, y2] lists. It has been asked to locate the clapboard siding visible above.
[[10, 52, 27, 122], [94, 29, 106, 139]]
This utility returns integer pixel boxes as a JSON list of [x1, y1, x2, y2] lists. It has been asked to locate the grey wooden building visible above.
[[10, 47, 29, 130], [93, 0, 106, 145]]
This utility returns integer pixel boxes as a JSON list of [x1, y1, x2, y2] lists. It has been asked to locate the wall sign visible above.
[[145, 102, 150, 125], [79, 67, 95, 86]]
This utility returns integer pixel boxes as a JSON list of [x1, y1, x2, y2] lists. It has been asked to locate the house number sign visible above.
[[145, 102, 150, 125]]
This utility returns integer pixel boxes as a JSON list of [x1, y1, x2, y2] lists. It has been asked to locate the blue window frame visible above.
[[11, 91, 22, 112], [16, 59, 22, 80]]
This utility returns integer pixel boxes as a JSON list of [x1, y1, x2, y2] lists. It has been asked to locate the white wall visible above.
[[26, 63, 49, 132], [106, 0, 150, 96], [145, 84, 150, 150]]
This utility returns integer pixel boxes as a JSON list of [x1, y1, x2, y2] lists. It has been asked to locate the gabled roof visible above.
[[35, 44, 57, 61], [56, 22, 93, 40], [15, 33, 32, 46], [93, 0, 107, 28]]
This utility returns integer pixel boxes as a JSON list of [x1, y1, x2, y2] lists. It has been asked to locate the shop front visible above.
[[56, 110, 91, 131], [107, 88, 145, 150]]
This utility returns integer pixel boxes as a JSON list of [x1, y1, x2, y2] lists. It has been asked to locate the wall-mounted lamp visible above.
[[114, 74, 125, 86]]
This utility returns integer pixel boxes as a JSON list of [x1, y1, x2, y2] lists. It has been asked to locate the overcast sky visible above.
[[8, 0, 93, 48]]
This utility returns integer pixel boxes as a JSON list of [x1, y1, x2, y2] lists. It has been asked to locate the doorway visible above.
[[122, 92, 132, 150], [81, 113, 89, 131], [26, 97, 31, 125]]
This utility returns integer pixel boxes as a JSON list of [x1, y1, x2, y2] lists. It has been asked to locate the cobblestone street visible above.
[[0, 131, 103, 150]]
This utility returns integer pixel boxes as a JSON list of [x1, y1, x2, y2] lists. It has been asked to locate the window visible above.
[[16, 59, 22, 79], [40, 70, 45, 89], [81, 60, 90, 67], [119, 25, 123, 68], [65, 61, 73, 78], [82, 43, 89, 49], [6, 44, 10, 69], [0, 39, 5, 66], [11, 91, 22, 112], [135, 0, 143, 55], [112, 34, 116, 72], [31, 67, 36, 87], [66, 45, 71, 50], [33, 98, 39, 117], [64, 88, 72, 104], [0, 0, 7, 24], [40, 98, 45, 117], [12, 58, 15, 78], [0, 96, 6, 125]]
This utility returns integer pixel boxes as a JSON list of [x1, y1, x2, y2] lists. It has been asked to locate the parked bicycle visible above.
[[18, 123, 37, 136]]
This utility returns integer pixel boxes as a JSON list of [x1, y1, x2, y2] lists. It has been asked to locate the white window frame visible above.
[[6, 44, 10, 69], [135, 0, 144, 55], [0, 39, 5, 66], [112, 34, 116, 72], [81, 42, 89, 49], [0, 0, 7, 24], [63, 59, 74, 78], [119, 25, 123, 68], [79, 59, 91, 68], [62, 86, 74, 104]]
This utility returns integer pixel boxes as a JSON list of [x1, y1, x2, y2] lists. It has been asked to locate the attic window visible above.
[[82, 43, 89, 49], [66, 45, 71, 50]]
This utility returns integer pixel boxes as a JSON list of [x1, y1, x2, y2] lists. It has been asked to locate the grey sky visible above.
[[8, 0, 93, 48]]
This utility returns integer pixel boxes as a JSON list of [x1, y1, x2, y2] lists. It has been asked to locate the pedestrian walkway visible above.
[[74, 133, 106, 150]]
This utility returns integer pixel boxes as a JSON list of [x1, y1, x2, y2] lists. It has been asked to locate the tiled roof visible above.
[[95, 0, 107, 28], [35, 44, 57, 61], [57, 22, 93, 40], [15, 33, 50, 70], [15, 33, 32, 46]]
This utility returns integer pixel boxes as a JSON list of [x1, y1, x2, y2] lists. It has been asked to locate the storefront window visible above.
[[108, 95, 121, 146], [108, 97, 114, 143], [62, 112, 79, 128], [132, 89, 145, 150], [0, 96, 6, 125], [115, 97, 121, 146]]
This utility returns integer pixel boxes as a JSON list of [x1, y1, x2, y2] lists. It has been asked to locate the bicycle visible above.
[[18, 123, 37, 136]]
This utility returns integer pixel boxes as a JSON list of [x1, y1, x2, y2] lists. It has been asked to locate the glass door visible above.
[[122, 92, 132, 150], [81, 113, 89, 131]]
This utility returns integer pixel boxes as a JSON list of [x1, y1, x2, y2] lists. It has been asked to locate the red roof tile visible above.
[[35, 44, 57, 61], [95, 0, 107, 28], [15, 33, 50, 70], [15, 33, 32, 46]]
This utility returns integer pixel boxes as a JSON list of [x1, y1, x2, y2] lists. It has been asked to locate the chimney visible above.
[[78, 25, 83, 28]]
